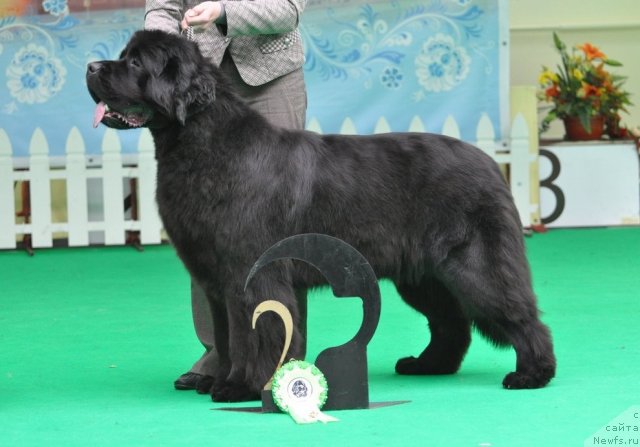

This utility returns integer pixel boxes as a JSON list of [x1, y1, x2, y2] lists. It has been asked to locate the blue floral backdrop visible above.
[[0, 0, 507, 157]]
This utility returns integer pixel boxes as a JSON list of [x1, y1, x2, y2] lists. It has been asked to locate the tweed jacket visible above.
[[145, 0, 306, 86]]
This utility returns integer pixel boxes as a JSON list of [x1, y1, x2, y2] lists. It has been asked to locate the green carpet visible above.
[[1, 227, 639, 446]]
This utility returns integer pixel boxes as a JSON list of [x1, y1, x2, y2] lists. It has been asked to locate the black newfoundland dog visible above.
[[86, 30, 555, 401]]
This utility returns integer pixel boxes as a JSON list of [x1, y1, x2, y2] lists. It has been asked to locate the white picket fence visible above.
[[0, 112, 534, 250], [0, 127, 162, 249]]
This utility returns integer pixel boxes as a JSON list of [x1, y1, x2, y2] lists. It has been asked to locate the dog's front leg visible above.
[[207, 297, 233, 394], [211, 267, 304, 403], [209, 291, 260, 402]]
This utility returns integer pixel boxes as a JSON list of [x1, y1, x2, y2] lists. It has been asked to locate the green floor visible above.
[[2, 227, 639, 446]]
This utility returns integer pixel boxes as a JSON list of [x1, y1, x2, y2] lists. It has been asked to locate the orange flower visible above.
[[587, 84, 600, 97], [602, 79, 614, 92], [579, 43, 606, 61], [545, 85, 560, 98], [594, 63, 608, 77], [579, 83, 600, 97]]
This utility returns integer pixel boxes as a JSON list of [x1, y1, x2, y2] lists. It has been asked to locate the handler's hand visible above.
[[181, 1, 222, 31]]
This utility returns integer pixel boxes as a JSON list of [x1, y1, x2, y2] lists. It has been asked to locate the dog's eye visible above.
[[129, 58, 142, 69]]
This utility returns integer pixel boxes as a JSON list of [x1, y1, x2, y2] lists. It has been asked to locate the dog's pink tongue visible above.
[[93, 102, 106, 128]]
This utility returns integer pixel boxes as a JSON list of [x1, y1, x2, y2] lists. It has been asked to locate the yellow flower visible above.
[[572, 68, 584, 81], [538, 69, 558, 86]]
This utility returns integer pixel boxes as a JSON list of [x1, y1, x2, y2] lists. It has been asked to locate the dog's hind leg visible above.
[[473, 315, 555, 389], [395, 278, 472, 375], [439, 238, 556, 389]]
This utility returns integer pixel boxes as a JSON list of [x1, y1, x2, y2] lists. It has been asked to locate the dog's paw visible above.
[[395, 356, 459, 375], [502, 370, 553, 389], [211, 381, 260, 403], [195, 375, 215, 394]]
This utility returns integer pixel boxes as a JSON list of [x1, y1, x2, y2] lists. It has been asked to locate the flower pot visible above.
[[605, 116, 628, 139], [563, 115, 605, 141]]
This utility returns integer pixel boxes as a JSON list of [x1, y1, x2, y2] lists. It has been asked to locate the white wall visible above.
[[509, 0, 640, 139]]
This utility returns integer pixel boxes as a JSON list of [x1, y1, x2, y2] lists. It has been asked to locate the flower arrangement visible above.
[[538, 32, 632, 138]]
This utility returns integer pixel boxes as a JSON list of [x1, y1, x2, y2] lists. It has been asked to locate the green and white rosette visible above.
[[271, 360, 338, 424]]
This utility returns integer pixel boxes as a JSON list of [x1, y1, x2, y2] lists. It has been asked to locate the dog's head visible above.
[[86, 30, 216, 129]]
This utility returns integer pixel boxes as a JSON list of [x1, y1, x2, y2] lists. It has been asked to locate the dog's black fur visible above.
[[86, 30, 556, 401]]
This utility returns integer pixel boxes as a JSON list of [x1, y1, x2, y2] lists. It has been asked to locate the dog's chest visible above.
[[155, 160, 225, 237]]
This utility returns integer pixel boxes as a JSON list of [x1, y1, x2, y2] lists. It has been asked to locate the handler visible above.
[[144, 0, 308, 393]]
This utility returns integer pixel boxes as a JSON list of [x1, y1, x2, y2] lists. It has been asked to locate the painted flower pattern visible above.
[[6, 44, 67, 104], [381, 66, 403, 88], [42, 0, 68, 16], [415, 34, 470, 93]]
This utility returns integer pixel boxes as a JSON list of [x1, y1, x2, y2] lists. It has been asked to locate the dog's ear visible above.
[[143, 37, 217, 125], [168, 46, 217, 125], [173, 61, 216, 125]]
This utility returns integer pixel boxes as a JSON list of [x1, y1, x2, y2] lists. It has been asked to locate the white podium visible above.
[[539, 141, 640, 228]]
